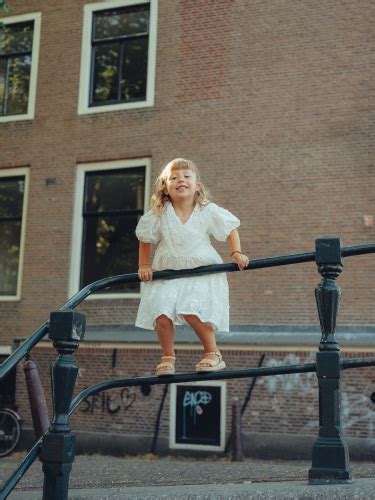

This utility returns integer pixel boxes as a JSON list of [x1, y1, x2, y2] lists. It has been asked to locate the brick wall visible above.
[[1, 0, 374, 374], [16, 346, 375, 441]]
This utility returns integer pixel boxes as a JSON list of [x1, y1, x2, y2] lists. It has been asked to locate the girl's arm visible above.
[[227, 229, 249, 270], [138, 242, 153, 281]]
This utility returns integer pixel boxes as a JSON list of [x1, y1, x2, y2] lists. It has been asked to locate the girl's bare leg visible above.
[[155, 314, 175, 356], [183, 314, 217, 352], [184, 314, 226, 372]]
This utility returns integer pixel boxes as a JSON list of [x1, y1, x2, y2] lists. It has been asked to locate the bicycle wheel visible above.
[[0, 408, 21, 457]]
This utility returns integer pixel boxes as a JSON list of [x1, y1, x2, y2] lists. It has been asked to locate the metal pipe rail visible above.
[[69, 357, 375, 414], [69, 363, 317, 414], [1, 242, 375, 380]]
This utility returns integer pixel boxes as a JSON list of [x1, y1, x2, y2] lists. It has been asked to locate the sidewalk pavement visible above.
[[2, 453, 375, 499]]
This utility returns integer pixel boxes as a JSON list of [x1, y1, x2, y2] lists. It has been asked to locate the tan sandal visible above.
[[156, 355, 176, 377], [196, 351, 226, 373]]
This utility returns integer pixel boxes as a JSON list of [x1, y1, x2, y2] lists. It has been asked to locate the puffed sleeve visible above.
[[135, 210, 162, 244], [206, 203, 240, 241]]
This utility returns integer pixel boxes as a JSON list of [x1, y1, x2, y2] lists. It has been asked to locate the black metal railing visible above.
[[2, 356, 375, 498], [1, 237, 375, 499], [1, 241, 374, 381]]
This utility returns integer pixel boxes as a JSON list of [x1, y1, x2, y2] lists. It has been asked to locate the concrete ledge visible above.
[[21, 324, 375, 348], [74, 324, 375, 347], [19, 428, 375, 461]]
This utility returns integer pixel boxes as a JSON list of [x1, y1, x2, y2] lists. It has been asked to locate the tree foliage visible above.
[[0, 1, 11, 31], [0, 1, 11, 15], [0, 21, 32, 115]]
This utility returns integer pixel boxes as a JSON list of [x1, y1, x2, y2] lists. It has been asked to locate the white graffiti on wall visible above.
[[259, 353, 375, 437], [341, 390, 375, 436], [259, 353, 316, 395]]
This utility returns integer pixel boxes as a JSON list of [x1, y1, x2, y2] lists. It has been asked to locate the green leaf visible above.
[[0, 1, 12, 15]]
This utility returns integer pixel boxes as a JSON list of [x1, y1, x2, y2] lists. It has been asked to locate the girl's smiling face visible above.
[[165, 167, 200, 202]]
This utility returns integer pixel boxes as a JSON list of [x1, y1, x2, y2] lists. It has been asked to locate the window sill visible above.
[[0, 114, 34, 124], [78, 99, 153, 115], [0, 296, 21, 302]]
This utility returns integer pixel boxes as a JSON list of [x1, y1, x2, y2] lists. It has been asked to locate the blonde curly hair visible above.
[[150, 158, 210, 216]]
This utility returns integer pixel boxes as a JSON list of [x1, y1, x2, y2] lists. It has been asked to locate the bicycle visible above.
[[0, 407, 22, 457]]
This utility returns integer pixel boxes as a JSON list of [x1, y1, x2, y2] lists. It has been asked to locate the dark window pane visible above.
[[0, 220, 21, 295], [0, 177, 25, 217], [5, 55, 30, 115], [84, 168, 145, 213], [0, 22, 33, 55], [0, 58, 6, 115], [81, 168, 145, 294], [121, 37, 147, 101], [81, 214, 140, 293], [94, 6, 149, 40], [92, 43, 119, 103]]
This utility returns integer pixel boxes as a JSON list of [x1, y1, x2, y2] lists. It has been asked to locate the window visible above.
[[70, 159, 151, 298], [78, 0, 157, 115], [0, 13, 41, 123], [0, 169, 29, 299], [91, 5, 149, 105]]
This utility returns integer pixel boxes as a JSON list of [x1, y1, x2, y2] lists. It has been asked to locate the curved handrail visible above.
[[1, 361, 317, 497], [68, 356, 375, 415], [1, 242, 375, 380], [69, 362, 318, 414]]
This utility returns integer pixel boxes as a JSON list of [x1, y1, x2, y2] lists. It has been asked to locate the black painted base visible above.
[[308, 437, 352, 484], [41, 432, 76, 500], [309, 470, 353, 484]]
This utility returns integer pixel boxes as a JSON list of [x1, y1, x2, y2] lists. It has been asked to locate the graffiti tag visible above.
[[80, 388, 136, 414]]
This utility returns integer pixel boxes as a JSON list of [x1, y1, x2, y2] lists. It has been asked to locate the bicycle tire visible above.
[[0, 408, 21, 457]]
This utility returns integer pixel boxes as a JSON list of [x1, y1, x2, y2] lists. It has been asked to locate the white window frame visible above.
[[0, 167, 30, 301], [78, 0, 158, 115], [169, 381, 227, 452], [69, 158, 151, 299], [0, 12, 41, 123]]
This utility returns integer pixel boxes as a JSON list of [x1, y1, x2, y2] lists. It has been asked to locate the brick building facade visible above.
[[1, 0, 374, 456]]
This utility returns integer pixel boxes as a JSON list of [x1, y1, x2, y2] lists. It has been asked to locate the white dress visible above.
[[135, 202, 240, 332]]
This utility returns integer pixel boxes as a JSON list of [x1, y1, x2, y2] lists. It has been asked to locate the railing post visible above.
[[40, 310, 85, 500], [23, 357, 50, 439], [230, 398, 244, 461], [309, 237, 352, 484]]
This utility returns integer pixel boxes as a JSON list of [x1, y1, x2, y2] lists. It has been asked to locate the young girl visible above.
[[135, 158, 249, 376]]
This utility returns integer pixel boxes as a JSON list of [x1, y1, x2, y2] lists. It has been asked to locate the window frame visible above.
[[78, 0, 158, 115], [69, 158, 151, 299], [0, 167, 29, 301], [0, 12, 41, 123]]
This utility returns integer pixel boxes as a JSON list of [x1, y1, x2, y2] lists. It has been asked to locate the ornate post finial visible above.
[[315, 237, 343, 351]]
